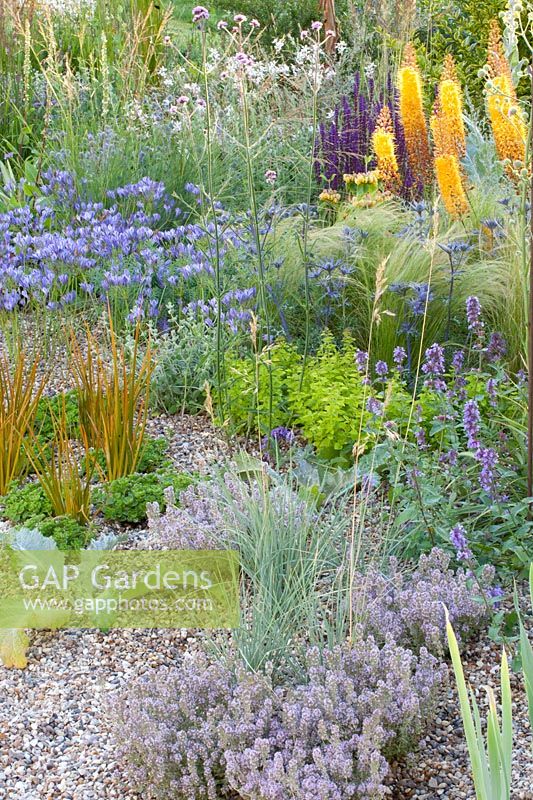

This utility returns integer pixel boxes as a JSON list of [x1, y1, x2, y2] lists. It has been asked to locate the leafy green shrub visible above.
[[287, 333, 369, 460], [415, 0, 507, 98], [3, 482, 54, 524], [34, 390, 80, 443], [151, 316, 219, 415], [35, 516, 93, 550], [136, 437, 170, 473], [225, 341, 301, 435], [93, 471, 196, 524]]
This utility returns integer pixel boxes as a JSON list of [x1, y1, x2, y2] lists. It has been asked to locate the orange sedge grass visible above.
[[70, 314, 153, 482], [0, 347, 47, 495]]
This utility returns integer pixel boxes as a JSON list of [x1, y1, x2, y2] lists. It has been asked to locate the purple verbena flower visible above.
[[192, 5, 209, 22]]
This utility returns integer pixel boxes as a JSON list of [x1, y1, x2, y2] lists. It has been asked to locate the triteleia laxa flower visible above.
[[398, 44, 431, 185], [372, 106, 400, 192]]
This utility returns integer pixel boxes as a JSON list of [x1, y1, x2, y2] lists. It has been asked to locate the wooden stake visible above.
[[527, 63, 533, 497]]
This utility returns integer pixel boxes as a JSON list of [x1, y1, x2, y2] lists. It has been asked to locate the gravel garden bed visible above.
[[1, 0, 533, 798]]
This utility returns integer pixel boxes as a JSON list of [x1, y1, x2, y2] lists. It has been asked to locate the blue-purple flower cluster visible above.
[[0, 170, 256, 330]]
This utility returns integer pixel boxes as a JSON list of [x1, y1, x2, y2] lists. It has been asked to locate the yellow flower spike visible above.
[[485, 20, 526, 180], [398, 43, 431, 185], [487, 19, 514, 90], [372, 107, 400, 192], [439, 78, 466, 157], [487, 74, 527, 171], [434, 154, 468, 218]]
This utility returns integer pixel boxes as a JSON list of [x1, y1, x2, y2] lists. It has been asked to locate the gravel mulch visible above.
[[0, 628, 194, 800], [392, 610, 533, 800]]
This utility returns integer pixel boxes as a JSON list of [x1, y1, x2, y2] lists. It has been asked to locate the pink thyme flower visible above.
[[264, 169, 277, 185], [233, 13, 247, 23], [311, 20, 323, 31], [217, 19, 227, 30], [250, 18, 260, 27]]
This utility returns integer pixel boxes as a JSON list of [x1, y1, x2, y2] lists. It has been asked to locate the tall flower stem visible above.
[[199, 24, 226, 422], [299, 31, 322, 391], [445, 257, 455, 344], [238, 57, 273, 431]]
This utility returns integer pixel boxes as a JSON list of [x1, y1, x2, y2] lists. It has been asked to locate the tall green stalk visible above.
[[199, 22, 226, 422], [238, 56, 273, 431], [299, 30, 322, 390]]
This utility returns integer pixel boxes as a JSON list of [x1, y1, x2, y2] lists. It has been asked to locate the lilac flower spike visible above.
[[463, 399, 480, 450], [366, 396, 383, 416], [375, 360, 388, 377], [466, 296, 482, 330], [422, 343, 446, 391], [466, 296, 484, 347], [393, 346, 407, 369], [476, 446, 499, 498], [449, 524, 473, 561], [355, 349, 368, 373]]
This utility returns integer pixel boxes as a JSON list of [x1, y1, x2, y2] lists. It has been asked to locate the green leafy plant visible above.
[[34, 390, 80, 443], [224, 334, 370, 459], [3, 481, 53, 524], [287, 333, 369, 460], [85, 436, 169, 476], [518, 565, 533, 741], [225, 340, 300, 435], [150, 315, 219, 415], [447, 610, 512, 800], [71, 318, 154, 481], [447, 565, 533, 799], [93, 470, 195, 524], [35, 516, 93, 550]]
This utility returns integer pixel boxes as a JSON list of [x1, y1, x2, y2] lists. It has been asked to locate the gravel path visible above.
[[0, 629, 189, 800], [0, 411, 233, 800]]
